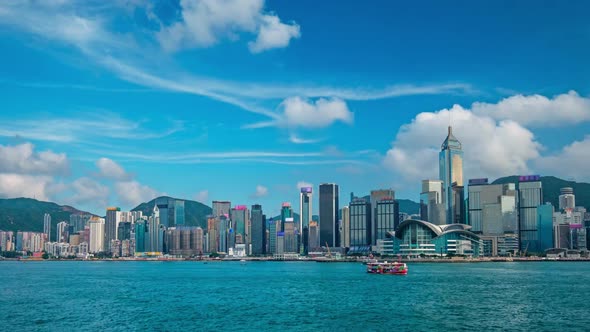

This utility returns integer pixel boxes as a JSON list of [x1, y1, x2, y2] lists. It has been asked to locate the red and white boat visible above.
[[366, 261, 408, 275]]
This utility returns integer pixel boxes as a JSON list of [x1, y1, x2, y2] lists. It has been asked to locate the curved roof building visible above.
[[394, 219, 482, 257]]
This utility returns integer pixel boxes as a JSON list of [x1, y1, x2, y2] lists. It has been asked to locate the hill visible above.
[[0, 198, 95, 239], [131, 196, 212, 229], [397, 199, 420, 215], [492, 176, 590, 209]]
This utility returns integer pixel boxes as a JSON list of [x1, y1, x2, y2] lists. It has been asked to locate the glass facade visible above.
[[349, 200, 371, 246], [439, 126, 464, 225], [537, 204, 554, 252], [518, 181, 542, 252], [319, 183, 339, 247], [174, 200, 185, 226], [250, 204, 265, 255], [375, 199, 398, 242]]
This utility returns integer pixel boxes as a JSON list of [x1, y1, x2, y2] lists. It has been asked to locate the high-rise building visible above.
[[56, 221, 69, 243], [518, 175, 543, 252], [218, 215, 229, 253], [308, 221, 319, 251], [341, 206, 350, 248], [375, 197, 399, 242], [319, 183, 339, 247], [207, 216, 217, 253], [559, 187, 575, 211], [370, 189, 395, 245], [420, 180, 445, 225], [105, 207, 121, 252], [89, 218, 105, 253], [283, 218, 297, 253], [439, 126, 464, 225], [537, 203, 554, 252], [70, 214, 91, 233], [147, 205, 164, 253], [349, 199, 372, 247], [43, 213, 51, 242], [231, 205, 249, 253], [268, 218, 278, 254], [134, 220, 147, 253], [117, 222, 132, 241], [250, 204, 266, 255], [174, 200, 185, 226], [299, 187, 312, 254], [212, 201, 231, 218], [280, 203, 293, 232]]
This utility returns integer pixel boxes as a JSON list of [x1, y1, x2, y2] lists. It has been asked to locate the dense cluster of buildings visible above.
[[1, 128, 590, 259]]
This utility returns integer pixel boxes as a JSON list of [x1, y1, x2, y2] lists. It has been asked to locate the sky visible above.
[[0, 0, 589, 216]]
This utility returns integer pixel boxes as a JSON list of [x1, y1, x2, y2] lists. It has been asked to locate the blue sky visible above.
[[0, 0, 589, 216]]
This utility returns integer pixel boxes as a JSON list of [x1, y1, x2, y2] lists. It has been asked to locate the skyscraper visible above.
[[280, 202, 293, 232], [439, 126, 464, 224], [299, 187, 312, 254], [231, 205, 249, 252], [420, 180, 445, 225], [341, 206, 350, 248], [105, 207, 121, 252], [56, 221, 68, 243], [212, 201, 231, 218], [134, 219, 147, 253], [89, 218, 105, 253], [559, 187, 575, 211], [375, 197, 399, 242], [518, 175, 543, 252], [319, 183, 339, 247], [370, 189, 395, 245], [349, 199, 371, 247], [174, 200, 185, 226], [250, 204, 266, 255], [43, 213, 51, 242]]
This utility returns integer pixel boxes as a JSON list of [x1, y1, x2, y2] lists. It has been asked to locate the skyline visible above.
[[0, 1, 589, 216]]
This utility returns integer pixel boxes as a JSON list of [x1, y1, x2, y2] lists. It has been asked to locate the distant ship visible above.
[[366, 261, 408, 275]]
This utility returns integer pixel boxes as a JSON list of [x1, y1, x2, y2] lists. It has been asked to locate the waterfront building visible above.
[[207, 216, 218, 253], [146, 205, 165, 253], [174, 200, 185, 226], [439, 126, 464, 225], [370, 189, 395, 244], [117, 222, 132, 241], [375, 197, 399, 244], [300, 187, 312, 254], [283, 218, 297, 253], [155, 197, 172, 228], [121, 239, 132, 257], [308, 221, 319, 251], [558, 187, 575, 211], [105, 207, 121, 252], [166, 226, 204, 256], [89, 218, 105, 253], [349, 198, 372, 247], [553, 207, 585, 250], [212, 201, 231, 218], [420, 180, 445, 225], [280, 202, 293, 232], [518, 175, 543, 252], [276, 232, 285, 254], [231, 205, 249, 253], [467, 179, 518, 256], [250, 204, 266, 255], [341, 206, 350, 249], [134, 219, 147, 253], [218, 215, 229, 253], [394, 219, 482, 257], [537, 203, 554, 252], [56, 221, 69, 243], [319, 183, 339, 247], [43, 213, 51, 242], [268, 218, 278, 254], [70, 214, 91, 233]]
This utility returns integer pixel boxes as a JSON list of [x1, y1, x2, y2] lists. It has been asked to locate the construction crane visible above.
[[325, 242, 332, 259]]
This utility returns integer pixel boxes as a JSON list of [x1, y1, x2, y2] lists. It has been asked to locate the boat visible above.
[[366, 261, 408, 275]]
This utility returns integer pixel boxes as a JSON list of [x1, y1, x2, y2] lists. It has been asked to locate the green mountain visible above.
[[131, 196, 212, 229], [492, 176, 590, 209], [397, 199, 420, 215], [0, 198, 95, 238]]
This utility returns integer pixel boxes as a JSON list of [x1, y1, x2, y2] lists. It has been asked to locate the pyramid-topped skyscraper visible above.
[[439, 126, 464, 224]]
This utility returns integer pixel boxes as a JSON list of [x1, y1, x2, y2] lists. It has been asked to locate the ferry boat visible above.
[[366, 261, 408, 275]]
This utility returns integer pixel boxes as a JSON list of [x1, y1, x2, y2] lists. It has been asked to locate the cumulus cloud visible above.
[[0, 143, 68, 175], [194, 190, 209, 203], [383, 104, 541, 183], [536, 136, 590, 181], [248, 14, 300, 53], [250, 185, 268, 199], [0, 174, 54, 201], [115, 181, 160, 207], [157, 0, 299, 53], [67, 177, 110, 207], [280, 97, 353, 128], [96, 157, 131, 181], [472, 91, 590, 127]]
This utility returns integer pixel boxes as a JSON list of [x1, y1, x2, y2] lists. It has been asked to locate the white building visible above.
[[89, 218, 105, 253]]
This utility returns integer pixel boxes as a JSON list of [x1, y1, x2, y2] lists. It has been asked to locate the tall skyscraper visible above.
[[43, 213, 51, 242], [349, 199, 372, 247], [89, 218, 105, 253], [559, 187, 575, 211], [56, 221, 68, 243], [218, 215, 229, 253], [174, 200, 185, 226], [439, 126, 464, 224], [537, 203, 554, 252], [207, 216, 218, 253], [283, 218, 297, 253], [375, 197, 399, 242], [341, 206, 350, 248], [250, 204, 266, 255], [147, 205, 164, 253], [420, 180, 445, 225], [231, 205, 249, 252], [518, 175, 543, 252], [370, 189, 395, 245], [268, 218, 278, 254], [319, 183, 339, 247], [105, 207, 121, 252], [117, 222, 132, 241], [212, 201, 231, 218], [299, 187, 312, 254], [280, 202, 293, 232], [134, 219, 147, 253]]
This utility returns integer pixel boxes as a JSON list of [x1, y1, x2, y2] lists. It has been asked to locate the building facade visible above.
[[439, 126, 464, 225], [319, 183, 339, 247]]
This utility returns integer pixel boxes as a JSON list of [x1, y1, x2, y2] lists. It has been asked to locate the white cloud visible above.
[[250, 185, 268, 198], [0, 143, 68, 175], [157, 0, 299, 53], [67, 177, 110, 207], [296, 181, 313, 190], [536, 136, 590, 181], [96, 158, 131, 181], [383, 104, 541, 183], [0, 174, 54, 201], [289, 134, 322, 144], [280, 97, 353, 128], [472, 91, 590, 127], [248, 14, 300, 53], [115, 181, 160, 207], [194, 190, 209, 203]]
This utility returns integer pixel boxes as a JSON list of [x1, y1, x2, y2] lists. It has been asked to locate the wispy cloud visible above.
[[289, 134, 323, 144]]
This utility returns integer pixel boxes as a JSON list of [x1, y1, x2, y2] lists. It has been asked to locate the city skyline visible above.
[[0, 1, 589, 216]]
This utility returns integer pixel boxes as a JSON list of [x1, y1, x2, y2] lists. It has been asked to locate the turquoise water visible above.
[[1, 261, 589, 331]]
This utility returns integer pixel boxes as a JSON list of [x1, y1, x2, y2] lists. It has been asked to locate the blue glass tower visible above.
[[439, 126, 464, 224]]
